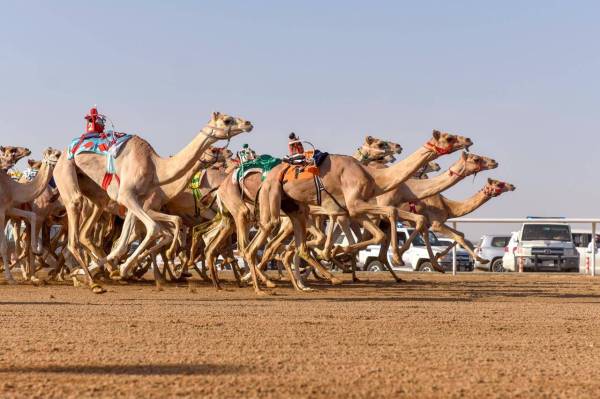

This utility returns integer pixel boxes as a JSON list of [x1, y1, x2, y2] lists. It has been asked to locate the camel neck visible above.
[[153, 129, 216, 185], [10, 161, 53, 204], [369, 146, 435, 194], [402, 166, 466, 201], [446, 190, 490, 218]]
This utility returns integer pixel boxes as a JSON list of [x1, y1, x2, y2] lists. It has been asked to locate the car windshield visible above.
[[408, 230, 442, 246], [522, 225, 571, 242]]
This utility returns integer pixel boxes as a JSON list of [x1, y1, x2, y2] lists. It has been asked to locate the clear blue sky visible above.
[[1, 1, 599, 238]]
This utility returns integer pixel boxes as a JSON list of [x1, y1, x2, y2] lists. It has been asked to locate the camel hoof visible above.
[[91, 284, 106, 294], [301, 286, 315, 292], [265, 279, 277, 289], [255, 289, 268, 296], [352, 277, 362, 283], [391, 255, 405, 267], [331, 277, 343, 286]]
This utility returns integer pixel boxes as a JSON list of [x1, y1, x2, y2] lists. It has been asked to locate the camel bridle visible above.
[[448, 157, 484, 178]]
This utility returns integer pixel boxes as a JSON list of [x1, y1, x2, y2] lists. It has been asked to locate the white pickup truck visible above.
[[502, 223, 579, 272], [357, 226, 474, 272]]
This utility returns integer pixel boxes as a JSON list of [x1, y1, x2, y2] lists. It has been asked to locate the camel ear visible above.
[[211, 111, 220, 120], [28, 159, 35, 167], [365, 135, 374, 144], [432, 130, 441, 140], [461, 151, 468, 160], [0, 146, 4, 153], [487, 177, 493, 184]]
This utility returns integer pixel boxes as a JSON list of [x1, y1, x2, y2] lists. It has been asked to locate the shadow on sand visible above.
[[0, 363, 242, 376]]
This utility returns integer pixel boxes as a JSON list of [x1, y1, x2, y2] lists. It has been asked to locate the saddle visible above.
[[278, 150, 329, 184], [233, 154, 281, 183], [67, 132, 132, 190]]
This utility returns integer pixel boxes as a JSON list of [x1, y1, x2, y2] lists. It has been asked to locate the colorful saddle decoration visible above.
[[67, 132, 132, 190], [233, 154, 282, 183]]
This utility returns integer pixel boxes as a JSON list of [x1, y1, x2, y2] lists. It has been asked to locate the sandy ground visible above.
[[1, 272, 600, 398]]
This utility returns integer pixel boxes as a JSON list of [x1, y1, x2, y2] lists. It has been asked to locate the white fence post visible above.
[[452, 221, 457, 276], [592, 222, 596, 277]]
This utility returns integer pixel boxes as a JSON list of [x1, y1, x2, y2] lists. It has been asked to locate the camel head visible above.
[[483, 178, 516, 197], [449, 152, 498, 178], [0, 146, 31, 170], [205, 112, 253, 140], [357, 136, 403, 163], [425, 130, 473, 157], [27, 159, 43, 171], [414, 161, 441, 179], [41, 148, 62, 167], [200, 146, 233, 166]]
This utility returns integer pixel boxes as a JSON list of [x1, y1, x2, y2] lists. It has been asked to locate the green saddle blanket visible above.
[[234, 154, 281, 182]]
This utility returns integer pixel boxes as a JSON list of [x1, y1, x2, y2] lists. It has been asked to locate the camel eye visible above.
[[223, 118, 233, 126]]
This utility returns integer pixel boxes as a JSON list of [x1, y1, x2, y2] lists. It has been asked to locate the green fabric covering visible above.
[[236, 154, 281, 182]]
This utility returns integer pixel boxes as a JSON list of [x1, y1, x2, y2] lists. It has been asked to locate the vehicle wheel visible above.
[[418, 261, 434, 272], [367, 260, 385, 272], [491, 258, 504, 272]]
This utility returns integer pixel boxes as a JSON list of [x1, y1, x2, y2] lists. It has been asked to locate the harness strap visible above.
[[423, 140, 453, 155], [409, 202, 418, 213]]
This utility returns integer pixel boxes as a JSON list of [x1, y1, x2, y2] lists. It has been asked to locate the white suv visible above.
[[502, 223, 578, 272], [358, 227, 474, 272]]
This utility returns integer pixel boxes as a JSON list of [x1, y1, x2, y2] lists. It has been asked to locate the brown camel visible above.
[[0, 148, 61, 283], [400, 178, 515, 265], [205, 136, 405, 291], [255, 152, 495, 288], [374, 151, 499, 267], [54, 112, 252, 292], [245, 130, 472, 293], [0, 146, 31, 171]]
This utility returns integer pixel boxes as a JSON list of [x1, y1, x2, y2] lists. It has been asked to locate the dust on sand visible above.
[[1, 272, 599, 398]]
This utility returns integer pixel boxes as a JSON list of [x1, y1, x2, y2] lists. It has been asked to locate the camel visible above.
[[0, 146, 31, 171], [254, 152, 495, 288], [399, 178, 515, 265], [373, 151, 499, 268], [244, 130, 472, 293], [202, 136, 405, 291], [54, 112, 252, 292], [0, 148, 61, 283]]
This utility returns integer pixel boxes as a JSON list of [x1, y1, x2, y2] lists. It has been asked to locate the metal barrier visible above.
[[446, 218, 600, 276]]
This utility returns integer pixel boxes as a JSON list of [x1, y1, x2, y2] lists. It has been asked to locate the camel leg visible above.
[[390, 210, 428, 266], [432, 223, 486, 263], [0, 212, 17, 284], [147, 209, 182, 260], [288, 210, 341, 286], [422, 229, 446, 273]]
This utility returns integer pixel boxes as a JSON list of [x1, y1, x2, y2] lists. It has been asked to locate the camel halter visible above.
[[483, 182, 505, 197], [448, 157, 483, 178], [200, 122, 239, 151], [423, 140, 454, 155], [356, 141, 392, 162]]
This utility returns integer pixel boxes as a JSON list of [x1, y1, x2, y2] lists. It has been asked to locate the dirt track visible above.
[[1, 272, 600, 398]]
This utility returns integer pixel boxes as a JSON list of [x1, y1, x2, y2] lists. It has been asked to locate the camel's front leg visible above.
[[432, 222, 485, 263]]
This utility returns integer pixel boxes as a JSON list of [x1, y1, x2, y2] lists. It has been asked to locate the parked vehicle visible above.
[[571, 229, 600, 273], [358, 226, 474, 272], [502, 223, 578, 272], [501, 232, 519, 271], [437, 238, 474, 272], [474, 234, 511, 272]]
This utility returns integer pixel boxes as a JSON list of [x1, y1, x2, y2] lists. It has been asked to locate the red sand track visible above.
[[1, 272, 600, 398]]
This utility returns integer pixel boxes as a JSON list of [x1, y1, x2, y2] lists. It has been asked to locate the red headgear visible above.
[[85, 107, 105, 134]]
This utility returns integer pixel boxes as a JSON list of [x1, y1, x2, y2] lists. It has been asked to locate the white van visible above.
[[571, 229, 600, 274]]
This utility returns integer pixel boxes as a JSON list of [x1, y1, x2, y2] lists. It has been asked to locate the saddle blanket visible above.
[[67, 132, 132, 160], [67, 132, 133, 190], [232, 154, 281, 183], [279, 150, 329, 183]]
